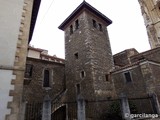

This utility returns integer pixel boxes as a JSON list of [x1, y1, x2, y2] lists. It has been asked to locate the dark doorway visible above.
[[51, 105, 66, 120]]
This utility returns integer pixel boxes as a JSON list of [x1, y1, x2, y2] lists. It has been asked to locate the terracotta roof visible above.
[[58, 1, 112, 30], [29, 0, 41, 43]]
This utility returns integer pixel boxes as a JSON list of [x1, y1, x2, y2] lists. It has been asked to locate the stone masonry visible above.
[[6, 0, 35, 120], [22, 1, 160, 120], [138, 0, 160, 48]]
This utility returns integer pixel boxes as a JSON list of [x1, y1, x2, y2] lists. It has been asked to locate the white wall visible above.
[[0, 70, 14, 120], [28, 49, 41, 59], [0, 0, 24, 119], [0, 0, 24, 66]]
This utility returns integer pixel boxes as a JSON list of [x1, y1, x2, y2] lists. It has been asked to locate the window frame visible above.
[[42, 69, 53, 89], [98, 23, 103, 31], [25, 64, 33, 78], [105, 74, 111, 82], [124, 71, 132, 83], [75, 19, 79, 30], [70, 25, 73, 35], [43, 69, 50, 87], [80, 70, 86, 79], [92, 19, 97, 28], [76, 84, 81, 95], [74, 52, 79, 59]]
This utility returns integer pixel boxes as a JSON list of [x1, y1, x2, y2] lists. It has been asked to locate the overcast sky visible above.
[[31, 0, 150, 59]]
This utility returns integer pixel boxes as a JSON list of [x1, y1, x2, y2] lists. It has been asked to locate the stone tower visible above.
[[138, 0, 160, 48], [59, 1, 114, 101]]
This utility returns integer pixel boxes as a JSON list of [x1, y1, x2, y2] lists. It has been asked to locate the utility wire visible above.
[[31, 0, 55, 42], [40, 0, 55, 24]]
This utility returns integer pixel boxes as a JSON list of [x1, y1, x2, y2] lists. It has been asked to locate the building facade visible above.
[[0, 0, 41, 120], [138, 0, 160, 48], [23, 1, 160, 120], [59, 0, 114, 101]]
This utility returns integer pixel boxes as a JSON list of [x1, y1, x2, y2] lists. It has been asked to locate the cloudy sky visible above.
[[31, 0, 150, 59]]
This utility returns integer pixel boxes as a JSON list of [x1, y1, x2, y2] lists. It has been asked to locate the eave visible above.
[[28, 0, 41, 43], [58, 1, 112, 30]]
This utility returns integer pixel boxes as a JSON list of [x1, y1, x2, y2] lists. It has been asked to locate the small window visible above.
[[99, 23, 102, 31], [74, 52, 78, 59], [124, 72, 132, 83], [80, 71, 85, 79], [76, 84, 81, 95], [70, 25, 73, 35], [92, 19, 97, 28], [105, 74, 110, 81], [75, 19, 79, 30], [25, 64, 33, 78], [43, 70, 50, 87]]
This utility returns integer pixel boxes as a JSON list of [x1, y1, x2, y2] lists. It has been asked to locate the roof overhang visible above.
[[28, 0, 41, 43]]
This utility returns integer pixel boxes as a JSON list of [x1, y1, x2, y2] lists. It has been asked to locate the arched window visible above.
[[43, 70, 50, 87]]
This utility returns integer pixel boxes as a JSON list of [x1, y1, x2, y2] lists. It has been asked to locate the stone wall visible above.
[[113, 48, 139, 67], [130, 47, 160, 63], [149, 63, 160, 100], [64, 10, 114, 102], [0, 0, 35, 120], [112, 65, 147, 98], [23, 57, 65, 102], [112, 61, 160, 114]]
